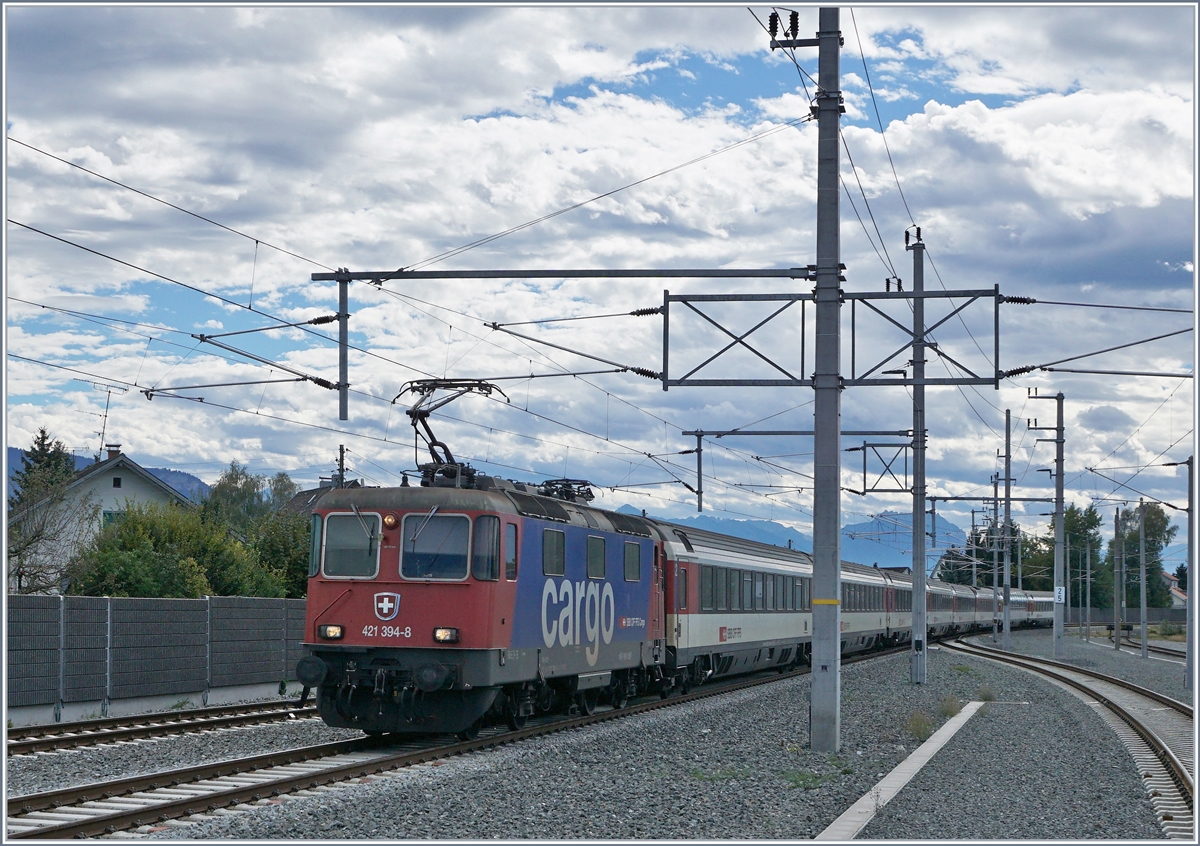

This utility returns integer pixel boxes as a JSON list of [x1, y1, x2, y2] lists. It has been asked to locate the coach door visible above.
[[674, 562, 690, 647], [651, 546, 666, 652]]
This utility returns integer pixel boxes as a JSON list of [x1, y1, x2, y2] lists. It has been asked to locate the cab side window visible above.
[[505, 524, 519, 580], [543, 529, 565, 576], [472, 515, 500, 581]]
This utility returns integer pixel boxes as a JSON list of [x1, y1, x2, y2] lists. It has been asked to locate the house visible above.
[[8, 445, 194, 593], [1160, 570, 1187, 609]]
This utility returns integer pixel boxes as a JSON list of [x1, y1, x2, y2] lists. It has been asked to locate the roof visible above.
[[283, 480, 364, 515], [68, 453, 195, 507]]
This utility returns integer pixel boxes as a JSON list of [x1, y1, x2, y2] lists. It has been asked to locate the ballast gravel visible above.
[[5, 712, 361, 797], [1000, 627, 1192, 704], [133, 632, 1165, 841]]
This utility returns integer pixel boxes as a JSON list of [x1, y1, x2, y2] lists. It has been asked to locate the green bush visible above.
[[905, 711, 933, 742]]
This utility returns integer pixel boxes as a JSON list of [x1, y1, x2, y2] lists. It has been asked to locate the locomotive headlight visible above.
[[318, 624, 344, 640], [383, 513, 398, 529], [433, 627, 459, 643]]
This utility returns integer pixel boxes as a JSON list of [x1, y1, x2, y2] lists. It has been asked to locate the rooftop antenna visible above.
[[74, 379, 128, 461]]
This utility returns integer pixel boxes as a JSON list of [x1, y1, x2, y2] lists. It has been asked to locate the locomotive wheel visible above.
[[505, 710, 528, 731], [576, 689, 599, 716], [456, 717, 483, 741], [610, 685, 629, 710]]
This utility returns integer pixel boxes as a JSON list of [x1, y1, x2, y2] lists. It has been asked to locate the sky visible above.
[[4, 4, 1196, 568]]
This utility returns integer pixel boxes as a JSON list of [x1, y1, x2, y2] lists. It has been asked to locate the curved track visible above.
[[946, 637, 1193, 839], [5, 647, 909, 839], [1117, 635, 1188, 661], [7, 701, 317, 755]]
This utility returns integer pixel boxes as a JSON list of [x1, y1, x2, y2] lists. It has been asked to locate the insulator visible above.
[[916, 226, 921, 241], [1002, 296, 1035, 305], [309, 314, 339, 325], [768, 12, 779, 37], [905, 231, 910, 247], [1002, 365, 1036, 378], [628, 367, 660, 380], [629, 307, 663, 316], [789, 11, 799, 37], [310, 377, 337, 390]]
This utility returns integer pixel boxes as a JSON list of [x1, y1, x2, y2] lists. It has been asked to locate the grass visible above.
[[781, 769, 837, 790], [951, 664, 977, 676], [690, 766, 750, 782], [939, 696, 962, 718], [905, 711, 933, 742], [169, 698, 195, 710], [977, 685, 997, 702]]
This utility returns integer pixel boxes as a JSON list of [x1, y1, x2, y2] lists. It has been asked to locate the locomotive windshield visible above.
[[401, 513, 470, 580], [323, 513, 381, 577]]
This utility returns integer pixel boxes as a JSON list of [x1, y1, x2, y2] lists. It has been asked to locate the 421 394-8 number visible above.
[[362, 625, 412, 638]]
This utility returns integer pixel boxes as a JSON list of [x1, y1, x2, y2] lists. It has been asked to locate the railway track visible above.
[[946, 637, 1193, 839], [5, 646, 907, 839], [7, 701, 317, 756], [1118, 635, 1188, 661]]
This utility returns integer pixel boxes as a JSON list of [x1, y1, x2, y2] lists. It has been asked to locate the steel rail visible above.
[[7, 703, 318, 755], [1118, 635, 1188, 660], [7, 646, 910, 839], [945, 638, 1193, 809]]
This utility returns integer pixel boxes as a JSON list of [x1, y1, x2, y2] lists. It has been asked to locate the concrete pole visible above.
[[1086, 542, 1092, 642], [1140, 500, 1148, 658], [1017, 528, 1023, 590], [1066, 537, 1071, 626], [909, 234, 927, 683], [695, 435, 704, 513], [338, 272, 349, 421], [1002, 409, 1012, 650], [1052, 392, 1065, 658], [970, 511, 978, 588], [809, 6, 843, 753], [1115, 507, 1123, 651], [992, 475, 1000, 643], [1186, 458, 1194, 682]]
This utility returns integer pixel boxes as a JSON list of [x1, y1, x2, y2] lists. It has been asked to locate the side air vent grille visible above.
[[606, 512, 653, 538], [505, 491, 570, 523]]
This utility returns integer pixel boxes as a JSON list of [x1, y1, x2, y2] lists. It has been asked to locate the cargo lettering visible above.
[[541, 578, 615, 665]]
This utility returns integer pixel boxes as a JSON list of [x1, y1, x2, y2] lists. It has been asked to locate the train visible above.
[[294, 463, 1054, 739]]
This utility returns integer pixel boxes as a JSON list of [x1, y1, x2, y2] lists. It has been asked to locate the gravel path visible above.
[[128, 645, 1164, 840], [984, 627, 1192, 704]]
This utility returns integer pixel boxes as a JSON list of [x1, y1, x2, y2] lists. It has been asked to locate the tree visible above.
[[67, 501, 286, 598], [1175, 562, 1188, 594], [1105, 503, 1177, 610], [253, 509, 312, 599], [7, 428, 98, 594], [202, 460, 269, 535]]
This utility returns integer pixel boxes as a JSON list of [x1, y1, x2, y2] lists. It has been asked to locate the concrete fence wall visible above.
[[1061, 607, 1187, 625], [7, 595, 306, 721]]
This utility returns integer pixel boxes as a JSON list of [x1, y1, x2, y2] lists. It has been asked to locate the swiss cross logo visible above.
[[374, 592, 401, 621]]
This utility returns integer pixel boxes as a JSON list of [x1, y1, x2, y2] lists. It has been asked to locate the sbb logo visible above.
[[540, 578, 616, 666]]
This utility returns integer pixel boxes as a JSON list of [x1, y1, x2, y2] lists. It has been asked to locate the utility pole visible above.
[[1140, 500, 1148, 658], [1115, 507, 1123, 652], [1017, 528, 1023, 590], [337, 444, 346, 489], [337, 269, 349, 421], [1002, 409, 1012, 650], [970, 510, 978, 588], [1165, 457, 1193, 681], [1031, 391, 1065, 657], [1066, 537, 1071, 627], [767, 6, 843, 751], [992, 473, 1000, 643], [909, 230, 927, 683], [1086, 541, 1092, 642]]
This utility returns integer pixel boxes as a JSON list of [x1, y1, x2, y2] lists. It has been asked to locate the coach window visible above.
[[785, 576, 794, 611], [543, 529, 566, 577], [472, 515, 501, 581], [716, 567, 728, 611], [753, 572, 764, 611], [742, 570, 753, 611], [587, 536, 605, 579], [764, 573, 774, 610], [505, 524, 519, 580], [401, 513, 469, 580], [730, 569, 741, 611], [323, 512, 381, 578], [677, 567, 688, 610], [624, 542, 640, 582], [700, 565, 714, 611]]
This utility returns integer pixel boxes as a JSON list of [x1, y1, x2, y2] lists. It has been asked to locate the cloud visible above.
[[4, 5, 1193, 533]]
